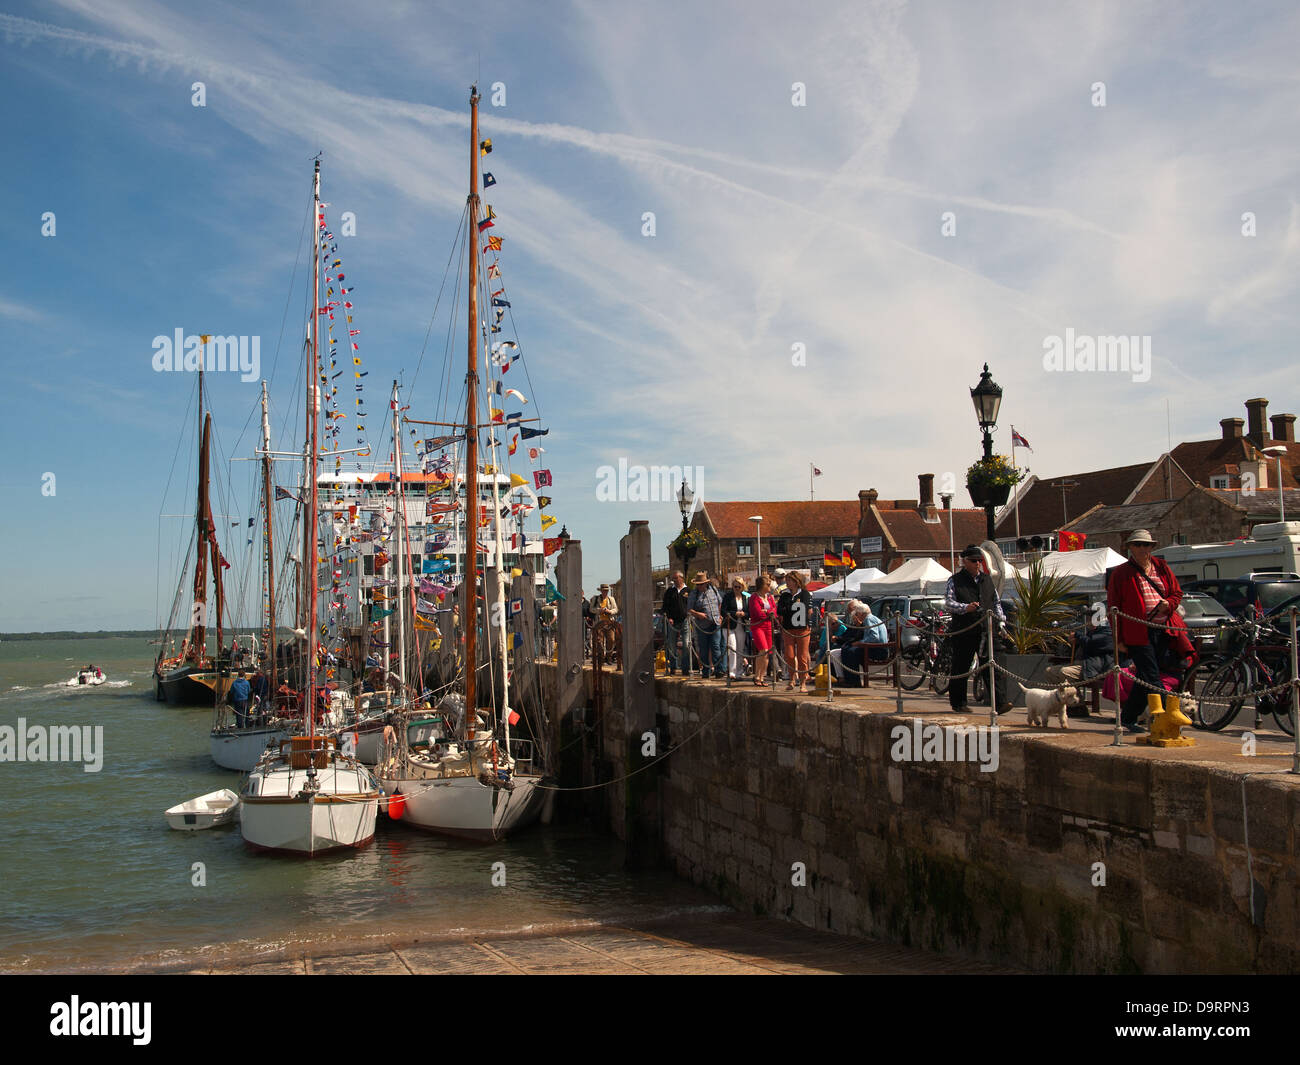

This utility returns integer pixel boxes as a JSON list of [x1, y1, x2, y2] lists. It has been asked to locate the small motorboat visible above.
[[67, 668, 106, 687], [165, 788, 241, 831]]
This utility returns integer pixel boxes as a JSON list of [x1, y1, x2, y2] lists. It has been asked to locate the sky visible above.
[[2, 0, 1299, 630]]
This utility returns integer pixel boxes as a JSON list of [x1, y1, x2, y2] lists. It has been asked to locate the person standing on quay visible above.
[[688, 572, 724, 679], [661, 570, 691, 675], [1107, 529, 1182, 733], [944, 545, 1011, 714], [748, 575, 777, 686], [777, 571, 813, 692], [721, 577, 749, 679]]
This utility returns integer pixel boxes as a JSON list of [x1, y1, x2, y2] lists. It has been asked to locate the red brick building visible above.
[[996, 397, 1300, 553]]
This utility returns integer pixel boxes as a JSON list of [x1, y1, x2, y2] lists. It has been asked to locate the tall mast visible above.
[[391, 380, 408, 702], [307, 158, 322, 741], [463, 85, 482, 727], [260, 381, 278, 691], [193, 373, 209, 661]]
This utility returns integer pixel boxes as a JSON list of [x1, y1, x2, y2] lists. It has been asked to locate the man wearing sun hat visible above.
[[688, 572, 724, 678]]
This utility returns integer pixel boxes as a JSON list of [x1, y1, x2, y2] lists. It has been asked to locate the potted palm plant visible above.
[[995, 562, 1079, 704], [966, 455, 1022, 508]]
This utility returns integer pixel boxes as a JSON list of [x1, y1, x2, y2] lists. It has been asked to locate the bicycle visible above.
[[1192, 611, 1296, 736], [899, 613, 953, 693]]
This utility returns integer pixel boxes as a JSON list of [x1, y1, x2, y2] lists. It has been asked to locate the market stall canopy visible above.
[[811, 568, 886, 600], [856, 558, 951, 595], [1012, 547, 1127, 593]]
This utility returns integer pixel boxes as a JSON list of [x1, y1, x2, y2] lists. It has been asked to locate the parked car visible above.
[[1183, 576, 1300, 618], [869, 595, 947, 651], [1177, 592, 1234, 657]]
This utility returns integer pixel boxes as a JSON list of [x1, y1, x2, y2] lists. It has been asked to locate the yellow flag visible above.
[[510, 567, 523, 578], [510, 473, 527, 488], [540, 514, 557, 531]]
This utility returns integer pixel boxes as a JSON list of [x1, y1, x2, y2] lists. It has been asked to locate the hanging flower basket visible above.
[[966, 455, 1021, 507], [670, 528, 709, 557]]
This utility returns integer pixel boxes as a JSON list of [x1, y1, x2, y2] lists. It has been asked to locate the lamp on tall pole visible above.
[[969, 363, 1004, 541], [675, 479, 698, 578], [749, 515, 763, 583], [1263, 445, 1288, 523], [939, 492, 954, 571]]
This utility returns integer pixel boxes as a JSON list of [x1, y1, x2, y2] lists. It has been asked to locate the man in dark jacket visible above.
[[943, 545, 1012, 714], [661, 571, 691, 674]]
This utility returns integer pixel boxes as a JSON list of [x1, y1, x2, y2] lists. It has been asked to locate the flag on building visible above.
[[1012, 427, 1032, 450]]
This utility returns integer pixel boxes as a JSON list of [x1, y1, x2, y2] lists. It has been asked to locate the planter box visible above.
[[967, 481, 1011, 508], [1002, 653, 1053, 705]]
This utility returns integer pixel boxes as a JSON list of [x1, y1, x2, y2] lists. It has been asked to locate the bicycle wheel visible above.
[[1196, 661, 1246, 732], [899, 645, 928, 690], [932, 642, 953, 695]]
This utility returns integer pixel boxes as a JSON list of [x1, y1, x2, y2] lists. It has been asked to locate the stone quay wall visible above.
[[537, 662, 1300, 973]]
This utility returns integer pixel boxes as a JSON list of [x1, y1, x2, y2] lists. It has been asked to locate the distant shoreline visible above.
[[0, 631, 160, 641]]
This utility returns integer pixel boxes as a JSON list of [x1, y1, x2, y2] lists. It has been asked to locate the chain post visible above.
[[1290, 607, 1299, 775], [1110, 607, 1124, 746]]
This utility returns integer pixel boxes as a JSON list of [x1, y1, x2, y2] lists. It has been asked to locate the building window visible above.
[[735, 541, 754, 556], [862, 557, 882, 568], [1210, 475, 1230, 490], [833, 538, 854, 555], [768, 539, 787, 555]]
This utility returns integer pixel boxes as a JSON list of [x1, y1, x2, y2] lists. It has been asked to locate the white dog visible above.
[[1020, 683, 1081, 729]]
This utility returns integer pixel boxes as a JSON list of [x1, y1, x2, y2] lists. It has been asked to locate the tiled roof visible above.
[[1207, 488, 1300, 516], [1063, 499, 1179, 535], [1172, 438, 1300, 487], [874, 505, 987, 551], [702, 500, 860, 539], [996, 463, 1151, 536]]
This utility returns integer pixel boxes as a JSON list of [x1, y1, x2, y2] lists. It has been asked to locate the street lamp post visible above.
[[675, 479, 698, 576], [749, 515, 763, 584], [970, 363, 1004, 541], [939, 492, 954, 571], [1263, 445, 1288, 524]]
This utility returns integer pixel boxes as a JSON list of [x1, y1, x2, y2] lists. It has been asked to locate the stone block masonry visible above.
[[538, 663, 1300, 973]]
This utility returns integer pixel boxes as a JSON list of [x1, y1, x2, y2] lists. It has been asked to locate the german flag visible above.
[[841, 549, 853, 566], [824, 552, 841, 566]]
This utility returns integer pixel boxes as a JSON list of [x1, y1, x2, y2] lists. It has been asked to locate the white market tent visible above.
[[1012, 547, 1127, 593], [811, 568, 886, 600], [855, 557, 952, 596]]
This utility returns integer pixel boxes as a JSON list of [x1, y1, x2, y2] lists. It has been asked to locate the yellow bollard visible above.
[[814, 663, 830, 691], [1137, 692, 1195, 748], [655, 650, 667, 672]]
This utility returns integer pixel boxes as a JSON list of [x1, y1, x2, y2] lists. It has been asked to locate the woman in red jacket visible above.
[[1106, 529, 1183, 732]]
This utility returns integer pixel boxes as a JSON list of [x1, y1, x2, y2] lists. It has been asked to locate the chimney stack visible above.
[[1245, 398, 1270, 448], [1221, 417, 1244, 441], [941, 494, 952, 510], [1271, 413, 1296, 443], [918, 473, 937, 522]]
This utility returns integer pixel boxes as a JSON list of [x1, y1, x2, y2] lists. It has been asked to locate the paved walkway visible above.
[[676, 670, 1299, 768], [195, 913, 1022, 975]]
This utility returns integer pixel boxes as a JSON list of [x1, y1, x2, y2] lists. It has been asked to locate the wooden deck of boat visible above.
[[195, 914, 1021, 975]]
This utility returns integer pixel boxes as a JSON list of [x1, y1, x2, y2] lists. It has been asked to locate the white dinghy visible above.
[[165, 788, 241, 831]]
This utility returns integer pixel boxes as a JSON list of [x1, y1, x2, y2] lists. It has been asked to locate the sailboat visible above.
[[210, 382, 292, 771], [376, 86, 549, 841], [155, 368, 236, 707], [239, 158, 379, 856]]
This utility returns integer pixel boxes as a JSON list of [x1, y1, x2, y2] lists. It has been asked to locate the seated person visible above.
[[812, 610, 847, 669], [1045, 618, 1114, 687], [829, 602, 890, 686]]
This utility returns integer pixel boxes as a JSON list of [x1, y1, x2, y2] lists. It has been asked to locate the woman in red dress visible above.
[[748, 575, 776, 686]]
